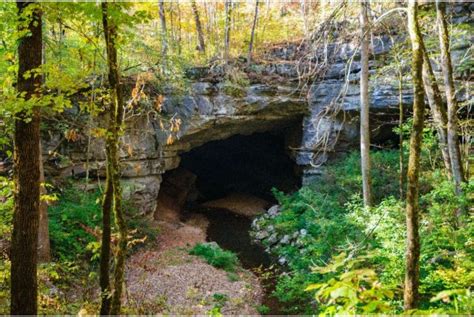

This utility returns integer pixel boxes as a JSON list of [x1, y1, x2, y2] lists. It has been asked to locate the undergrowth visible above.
[[189, 243, 239, 272], [252, 139, 473, 314], [0, 180, 159, 314]]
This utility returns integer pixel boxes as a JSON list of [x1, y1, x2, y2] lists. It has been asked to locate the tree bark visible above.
[[99, 3, 115, 315], [224, 0, 232, 62], [404, 0, 424, 310], [158, 0, 168, 60], [176, 2, 182, 55], [191, 0, 206, 53], [436, 0, 465, 196], [101, 3, 127, 315], [398, 63, 404, 200], [99, 172, 113, 315], [37, 141, 51, 263], [360, 0, 372, 207], [421, 48, 451, 176], [247, 0, 259, 66], [10, 1, 42, 314]]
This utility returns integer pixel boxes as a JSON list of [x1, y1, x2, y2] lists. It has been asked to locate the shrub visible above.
[[256, 304, 270, 314], [305, 253, 395, 315], [0, 177, 13, 240], [189, 243, 239, 272], [251, 150, 401, 313], [48, 188, 102, 261], [252, 147, 472, 314], [49, 184, 159, 261]]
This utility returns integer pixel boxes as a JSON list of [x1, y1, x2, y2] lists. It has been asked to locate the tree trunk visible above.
[[176, 2, 182, 55], [191, 0, 206, 53], [398, 64, 404, 200], [99, 3, 115, 315], [158, 0, 168, 61], [247, 0, 259, 66], [224, 0, 232, 62], [10, 1, 42, 314], [301, 0, 308, 37], [360, 0, 372, 207], [436, 0, 465, 196], [404, 0, 424, 310], [99, 172, 113, 315], [421, 48, 451, 176], [101, 3, 127, 314], [169, 2, 175, 45], [37, 141, 51, 263]]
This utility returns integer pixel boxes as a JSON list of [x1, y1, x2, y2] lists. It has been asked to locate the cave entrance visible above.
[[153, 125, 302, 222], [181, 130, 301, 203]]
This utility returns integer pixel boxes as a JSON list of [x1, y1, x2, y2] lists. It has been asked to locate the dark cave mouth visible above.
[[152, 120, 303, 223], [154, 126, 303, 315], [179, 130, 301, 203]]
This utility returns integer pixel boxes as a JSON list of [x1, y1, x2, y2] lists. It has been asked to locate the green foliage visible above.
[[212, 292, 229, 308], [312, 166, 473, 314], [189, 243, 239, 272], [428, 289, 473, 314], [306, 253, 395, 315], [48, 183, 159, 261], [256, 304, 270, 314], [0, 177, 14, 239], [253, 146, 472, 314], [251, 150, 400, 313], [207, 306, 222, 317], [0, 260, 10, 313], [272, 272, 319, 314], [48, 188, 102, 261]]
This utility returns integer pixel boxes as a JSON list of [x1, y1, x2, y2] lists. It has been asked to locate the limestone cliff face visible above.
[[43, 79, 307, 216], [42, 4, 472, 215]]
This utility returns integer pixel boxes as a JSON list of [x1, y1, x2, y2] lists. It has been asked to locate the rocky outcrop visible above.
[[42, 3, 472, 215], [43, 79, 307, 216]]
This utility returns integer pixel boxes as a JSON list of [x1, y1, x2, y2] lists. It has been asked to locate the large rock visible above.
[[122, 176, 162, 216]]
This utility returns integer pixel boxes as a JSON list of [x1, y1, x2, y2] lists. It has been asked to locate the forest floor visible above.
[[125, 215, 263, 315]]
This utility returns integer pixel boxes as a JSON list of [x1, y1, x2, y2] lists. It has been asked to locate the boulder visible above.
[[122, 175, 162, 216]]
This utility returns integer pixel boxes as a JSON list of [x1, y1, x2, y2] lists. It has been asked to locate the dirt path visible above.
[[125, 215, 263, 315]]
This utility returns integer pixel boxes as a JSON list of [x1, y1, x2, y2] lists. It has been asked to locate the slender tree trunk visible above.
[[10, 1, 42, 314], [224, 0, 232, 62], [247, 0, 259, 66], [99, 155, 113, 314], [421, 48, 451, 176], [101, 3, 127, 314], [360, 0, 371, 207], [37, 141, 50, 263], [191, 0, 206, 53], [169, 2, 175, 47], [38, 14, 50, 264], [436, 0, 465, 196], [404, 0, 424, 310], [301, 0, 308, 37], [176, 2, 182, 55], [158, 0, 167, 63], [398, 65, 404, 200], [99, 3, 115, 315]]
